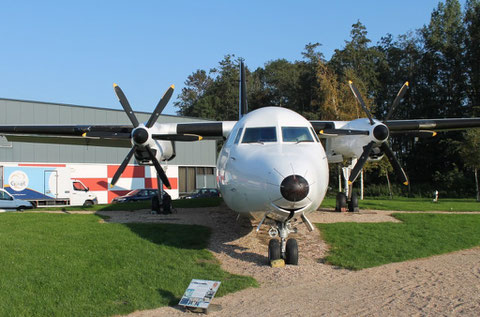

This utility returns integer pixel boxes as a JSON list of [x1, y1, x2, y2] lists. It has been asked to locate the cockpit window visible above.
[[282, 127, 314, 143], [234, 127, 243, 144], [242, 127, 277, 143], [310, 127, 320, 142]]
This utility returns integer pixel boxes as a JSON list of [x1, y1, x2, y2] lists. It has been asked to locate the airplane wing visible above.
[[0, 124, 134, 147], [0, 121, 235, 147], [385, 118, 480, 132], [310, 118, 480, 137]]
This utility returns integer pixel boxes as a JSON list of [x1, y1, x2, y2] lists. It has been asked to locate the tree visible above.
[[456, 129, 480, 200], [175, 55, 240, 121], [465, 0, 480, 116], [330, 20, 383, 103], [315, 62, 371, 120], [174, 69, 213, 117]]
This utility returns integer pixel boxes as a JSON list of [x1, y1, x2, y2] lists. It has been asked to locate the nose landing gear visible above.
[[267, 221, 299, 265]]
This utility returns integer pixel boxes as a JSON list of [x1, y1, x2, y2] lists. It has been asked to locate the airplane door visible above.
[[44, 170, 58, 198]]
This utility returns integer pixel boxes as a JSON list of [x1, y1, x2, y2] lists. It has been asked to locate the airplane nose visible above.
[[280, 175, 309, 202]]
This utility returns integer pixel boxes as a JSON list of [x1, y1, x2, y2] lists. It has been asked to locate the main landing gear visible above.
[[267, 221, 299, 265], [335, 192, 359, 212]]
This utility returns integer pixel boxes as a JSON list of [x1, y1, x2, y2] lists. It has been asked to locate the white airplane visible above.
[[2, 61, 480, 265]]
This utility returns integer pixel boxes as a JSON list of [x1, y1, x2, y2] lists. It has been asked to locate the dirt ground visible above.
[[95, 205, 480, 317]]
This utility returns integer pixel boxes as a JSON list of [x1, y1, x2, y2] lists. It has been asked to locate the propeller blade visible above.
[[385, 81, 409, 121], [348, 81, 374, 125], [82, 131, 131, 139], [145, 145, 171, 189], [110, 147, 136, 187], [348, 141, 375, 184], [113, 83, 140, 128], [152, 133, 203, 142], [380, 143, 409, 185], [390, 130, 437, 138], [146, 85, 175, 128], [319, 129, 369, 136]]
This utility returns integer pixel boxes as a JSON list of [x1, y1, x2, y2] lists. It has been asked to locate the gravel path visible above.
[[97, 206, 480, 317]]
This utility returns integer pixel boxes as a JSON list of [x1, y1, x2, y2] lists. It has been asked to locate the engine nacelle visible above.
[[325, 118, 388, 162], [134, 140, 174, 165]]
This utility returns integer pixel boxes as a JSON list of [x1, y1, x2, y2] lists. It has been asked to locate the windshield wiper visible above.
[[295, 139, 312, 144]]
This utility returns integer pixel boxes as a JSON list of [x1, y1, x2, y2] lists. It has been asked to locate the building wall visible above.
[[0, 98, 217, 166], [0, 98, 218, 203]]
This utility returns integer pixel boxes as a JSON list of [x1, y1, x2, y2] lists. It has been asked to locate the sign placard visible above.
[[178, 279, 221, 309]]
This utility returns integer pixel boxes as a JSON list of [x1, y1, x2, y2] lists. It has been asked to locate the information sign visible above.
[[178, 279, 221, 309]]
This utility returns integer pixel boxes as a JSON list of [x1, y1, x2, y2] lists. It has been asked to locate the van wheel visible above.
[[83, 200, 94, 208], [17, 206, 26, 212]]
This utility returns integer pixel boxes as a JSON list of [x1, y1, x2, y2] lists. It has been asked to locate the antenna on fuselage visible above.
[[239, 58, 248, 119]]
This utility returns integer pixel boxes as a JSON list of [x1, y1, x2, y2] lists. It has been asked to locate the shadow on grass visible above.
[[157, 289, 181, 307], [117, 204, 267, 266], [123, 222, 210, 250]]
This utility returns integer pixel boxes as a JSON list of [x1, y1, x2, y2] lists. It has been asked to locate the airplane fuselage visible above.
[[217, 107, 329, 222]]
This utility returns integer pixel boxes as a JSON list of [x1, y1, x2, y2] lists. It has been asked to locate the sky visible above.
[[0, 0, 467, 116]]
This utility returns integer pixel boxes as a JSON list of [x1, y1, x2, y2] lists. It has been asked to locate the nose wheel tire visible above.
[[285, 238, 298, 265], [268, 239, 281, 263]]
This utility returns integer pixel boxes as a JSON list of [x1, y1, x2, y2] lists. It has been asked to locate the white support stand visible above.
[[360, 170, 364, 200], [341, 158, 357, 199]]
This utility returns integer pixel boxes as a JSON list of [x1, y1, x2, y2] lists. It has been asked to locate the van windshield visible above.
[[73, 181, 87, 191], [242, 127, 277, 143], [0, 190, 12, 200]]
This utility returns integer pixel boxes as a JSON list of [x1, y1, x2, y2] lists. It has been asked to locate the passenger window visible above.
[[242, 127, 277, 143], [282, 127, 314, 142]]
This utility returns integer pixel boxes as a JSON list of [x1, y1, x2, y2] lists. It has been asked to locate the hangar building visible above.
[[0, 98, 218, 204]]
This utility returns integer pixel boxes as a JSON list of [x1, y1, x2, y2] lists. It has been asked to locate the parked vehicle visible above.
[[0, 188, 33, 211], [111, 189, 159, 203], [2, 166, 97, 207], [183, 188, 221, 199]]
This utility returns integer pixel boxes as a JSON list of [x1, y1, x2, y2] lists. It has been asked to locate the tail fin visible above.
[[239, 59, 248, 119]]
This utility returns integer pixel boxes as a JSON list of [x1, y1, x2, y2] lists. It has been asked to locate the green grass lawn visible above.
[[317, 213, 480, 270], [321, 196, 480, 211], [36, 197, 223, 212], [0, 213, 256, 316]]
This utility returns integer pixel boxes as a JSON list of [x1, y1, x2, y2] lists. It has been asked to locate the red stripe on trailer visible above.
[[18, 163, 67, 167], [107, 165, 145, 178]]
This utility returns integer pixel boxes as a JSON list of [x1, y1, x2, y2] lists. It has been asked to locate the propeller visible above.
[[347, 81, 410, 186], [348, 81, 374, 125], [385, 81, 409, 121], [108, 83, 199, 189]]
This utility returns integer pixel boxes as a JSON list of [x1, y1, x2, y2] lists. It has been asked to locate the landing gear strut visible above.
[[267, 220, 299, 265], [335, 159, 360, 212]]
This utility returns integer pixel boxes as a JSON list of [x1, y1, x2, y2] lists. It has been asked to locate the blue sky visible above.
[[0, 0, 466, 116]]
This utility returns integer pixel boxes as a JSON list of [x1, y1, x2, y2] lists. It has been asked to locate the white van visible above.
[[0, 188, 34, 211]]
